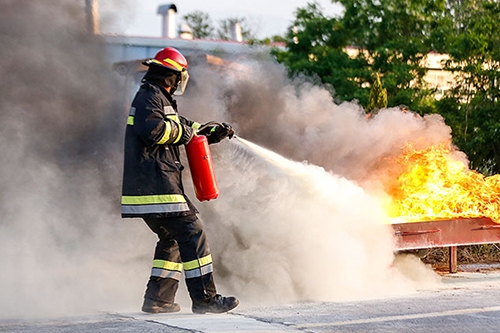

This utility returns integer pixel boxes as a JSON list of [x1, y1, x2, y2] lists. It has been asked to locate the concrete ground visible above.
[[2, 267, 500, 333]]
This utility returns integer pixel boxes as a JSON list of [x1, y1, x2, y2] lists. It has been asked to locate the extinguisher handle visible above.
[[197, 121, 225, 133], [197, 121, 235, 143]]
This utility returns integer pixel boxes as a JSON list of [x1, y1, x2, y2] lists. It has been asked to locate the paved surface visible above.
[[2, 269, 500, 333]]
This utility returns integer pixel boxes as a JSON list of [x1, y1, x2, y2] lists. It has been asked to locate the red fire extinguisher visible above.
[[186, 133, 219, 201]]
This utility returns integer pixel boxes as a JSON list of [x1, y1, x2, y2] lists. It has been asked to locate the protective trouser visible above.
[[143, 215, 217, 303]]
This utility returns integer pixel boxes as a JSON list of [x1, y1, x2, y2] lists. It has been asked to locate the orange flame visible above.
[[386, 143, 500, 223]]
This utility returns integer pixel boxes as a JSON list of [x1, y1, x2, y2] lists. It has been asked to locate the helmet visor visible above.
[[174, 70, 189, 96]]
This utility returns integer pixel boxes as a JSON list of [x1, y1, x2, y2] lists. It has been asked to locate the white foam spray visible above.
[[190, 136, 441, 304]]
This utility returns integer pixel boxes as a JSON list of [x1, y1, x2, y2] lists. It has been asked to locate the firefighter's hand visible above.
[[219, 122, 235, 139], [199, 122, 234, 144]]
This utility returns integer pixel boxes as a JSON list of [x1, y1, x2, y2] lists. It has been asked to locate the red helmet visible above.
[[144, 47, 190, 95], [146, 47, 188, 72]]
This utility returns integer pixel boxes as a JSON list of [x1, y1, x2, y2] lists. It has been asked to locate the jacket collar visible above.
[[144, 80, 177, 109]]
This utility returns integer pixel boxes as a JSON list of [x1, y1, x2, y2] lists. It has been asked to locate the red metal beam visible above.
[[392, 217, 500, 251]]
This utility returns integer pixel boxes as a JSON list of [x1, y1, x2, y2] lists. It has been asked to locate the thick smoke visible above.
[[0, 0, 443, 320], [189, 60, 456, 186], [0, 1, 153, 318], [179, 61, 446, 304], [201, 139, 416, 302]]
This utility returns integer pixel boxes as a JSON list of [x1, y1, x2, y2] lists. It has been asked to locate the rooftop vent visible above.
[[157, 4, 177, 38]]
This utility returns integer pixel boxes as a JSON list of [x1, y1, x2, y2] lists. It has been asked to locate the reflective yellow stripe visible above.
[[167, 114, 179, 122], [121, 194, 186, 205], [149, 58, 184, 71], [183, 254, 213, 271], [127, 116, 134, 125], [173, 124, 183, 144], [192, 122, 201, 130], [158, 121, 172, 145], [165, 115, 183, 144], [153, 259, 183, 272], [163, 58, 184, 71]]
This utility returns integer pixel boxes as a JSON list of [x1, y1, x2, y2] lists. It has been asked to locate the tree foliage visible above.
[[438, 0, 500, 174], [183, 11, 214, 39], [181, 11, 255, 41], [272, 0, 500, 174], [216, 17, 255, 41], [273, 0, 447, 110], [273, 3, 370, 104], [366, 74, 388, 114]]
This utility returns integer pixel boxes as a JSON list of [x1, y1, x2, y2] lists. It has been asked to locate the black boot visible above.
[[192, 294, 239, 314], [142, 298, 181, 313]]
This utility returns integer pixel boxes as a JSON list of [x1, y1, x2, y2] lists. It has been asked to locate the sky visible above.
[[100, 0, 343, 39]]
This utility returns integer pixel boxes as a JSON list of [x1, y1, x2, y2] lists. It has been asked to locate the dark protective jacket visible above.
[[121, 81, 201, 218]]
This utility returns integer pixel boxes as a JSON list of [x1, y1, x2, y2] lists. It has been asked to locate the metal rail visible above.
[[392, 217, 500, 273]]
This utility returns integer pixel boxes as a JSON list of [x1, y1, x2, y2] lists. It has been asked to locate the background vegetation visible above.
[[272, 0, 500, 176], [184, 0, 500, 175]]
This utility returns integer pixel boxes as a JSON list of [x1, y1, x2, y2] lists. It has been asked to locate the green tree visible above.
[[182, 12, 258, 42], [272, 0, 500, 173], [339, 0, 448, 112], [216, 17, 255, 41], [183, 11, 214, 39], [254, 35, 287, 46], [438, 0, 500, 174], [272, 2, 370, 104], [272, 0, 448, 111], [366, 75, 388, 114]]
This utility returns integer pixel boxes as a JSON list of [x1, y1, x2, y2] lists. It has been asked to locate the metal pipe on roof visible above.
[[157, 4, 177, 39], [85, 0, 100, 35], [230, 22, 242, 42]]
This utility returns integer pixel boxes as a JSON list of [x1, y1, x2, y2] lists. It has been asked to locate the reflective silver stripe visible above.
[[129, 106, 136, 116], [163, 106, 176, 115], [121, 203, 190, 214], [184, 263, 213, 279], [151, 268, 182, 280]]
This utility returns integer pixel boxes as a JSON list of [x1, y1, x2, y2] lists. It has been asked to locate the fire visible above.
[[386, 142, 500, 223]]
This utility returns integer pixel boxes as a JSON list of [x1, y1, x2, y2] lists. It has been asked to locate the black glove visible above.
[[199, 122, 234, 144]]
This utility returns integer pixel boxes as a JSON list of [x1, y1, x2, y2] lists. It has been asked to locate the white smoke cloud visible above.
[[207, 139, 397, 301], [189, 137, 440, 304], [0, 0, 444, 320], [0, 1, 153, 319], [181, 60, 447, 304]]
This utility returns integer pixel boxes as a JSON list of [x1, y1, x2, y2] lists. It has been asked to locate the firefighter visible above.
[[121, 47, 238, 314]]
